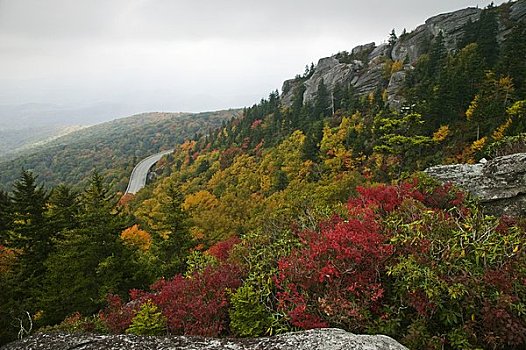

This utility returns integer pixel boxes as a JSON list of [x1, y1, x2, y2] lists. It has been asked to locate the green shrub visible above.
[[228, 230, 299, 337], [125, 300, 166, 336], [184, 251, 218, 277], [229, 284, 274, 337]]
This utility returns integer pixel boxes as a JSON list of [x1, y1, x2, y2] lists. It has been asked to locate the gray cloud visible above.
[[0, 0, 505, 113]]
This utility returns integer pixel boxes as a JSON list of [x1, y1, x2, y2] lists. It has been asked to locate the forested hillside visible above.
[[1, 2, 526, 349], [0, 110, 239, 192]]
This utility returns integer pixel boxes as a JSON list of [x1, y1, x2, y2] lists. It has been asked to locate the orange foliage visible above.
[[120, 225, 152, 252], [0, 245, 16, 274], [118, 193, 135, 207]]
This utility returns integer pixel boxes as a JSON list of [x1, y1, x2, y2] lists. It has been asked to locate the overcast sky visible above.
[[0, 0, 507, 114]]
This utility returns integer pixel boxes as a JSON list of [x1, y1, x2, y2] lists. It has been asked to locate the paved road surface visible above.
[[125, 150, 173, 194]]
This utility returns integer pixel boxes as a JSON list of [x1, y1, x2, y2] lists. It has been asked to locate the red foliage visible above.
[[420, 181, 466, 210], [99, 294, 139, 334], [496, 216, 519, 234], [206, 236, 241, 262], [250, 119, 263, 129], [481, 299, 526, 348], [219, 147, 242, 170], [118, 193, 135, 207], [100, 261, 242, 336], [275, 199, 393, 330], [151, 263, 242, 336], [350, 180, 466, 216]]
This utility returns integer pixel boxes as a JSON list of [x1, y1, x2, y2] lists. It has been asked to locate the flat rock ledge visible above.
[[425, 153, 526, 217], [1, 329, 407, 350]]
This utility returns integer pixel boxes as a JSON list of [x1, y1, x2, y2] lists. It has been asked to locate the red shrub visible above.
[[206, 236, 241, 262], [275, 203, 393, 331], [99, 294, 139, 334], [151, 263, 242, 336]]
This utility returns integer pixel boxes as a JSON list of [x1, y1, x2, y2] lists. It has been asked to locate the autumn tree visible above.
[[121, 224, 152, 252]]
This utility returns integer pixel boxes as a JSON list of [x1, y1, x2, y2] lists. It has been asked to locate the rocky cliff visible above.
[[280, 0, 526, 110], [0, 329, 407, 350], [425, 153, 526, 217]]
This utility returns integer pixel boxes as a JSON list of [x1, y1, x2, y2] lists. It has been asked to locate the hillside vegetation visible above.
[[0, 110, 240, 192], [1, 2, 526, 349]]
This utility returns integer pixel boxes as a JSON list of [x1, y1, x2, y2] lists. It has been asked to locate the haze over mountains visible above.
[[0, 102, 143, 158]]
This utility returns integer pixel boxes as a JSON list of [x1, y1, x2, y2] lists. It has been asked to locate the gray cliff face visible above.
[[1, 329, 408, 350], [425, 153, 526, 217], [280, 0, 525, 110], [302, 57, 363, 103], [511, 0, 526, 21], [391, 8, 481, 63]]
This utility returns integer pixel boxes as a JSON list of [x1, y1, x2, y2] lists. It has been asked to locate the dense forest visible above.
[[0, 110, 239, 192], [1, 2, 526, 349]]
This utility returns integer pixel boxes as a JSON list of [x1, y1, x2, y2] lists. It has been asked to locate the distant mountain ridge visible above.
[[0, 102, 142, 157], [0, 109, 240, 191]]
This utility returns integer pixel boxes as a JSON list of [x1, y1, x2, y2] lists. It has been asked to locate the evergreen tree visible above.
[[47, 184, 79, 235], [2, 171, 51, 338], [302, 120, 324, 163], [388, 29, 398, 48], [313, 79, 331, 119], [0, 190, 12, 238], [497, 22, 526, 98], [154, 182, 193, 277], [41, 172, 142, 324], [10, 171, 51, 279], [428, 31, 447, 78], [460, 6, 499, 68]]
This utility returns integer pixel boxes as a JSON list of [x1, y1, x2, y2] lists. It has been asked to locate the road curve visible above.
[[125, 150, 173, 194]]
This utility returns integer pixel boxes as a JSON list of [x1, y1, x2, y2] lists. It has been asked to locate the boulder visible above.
[[1, 329, 408, 350], [425, 153, 526, 217], [351, 42, 376, 57]]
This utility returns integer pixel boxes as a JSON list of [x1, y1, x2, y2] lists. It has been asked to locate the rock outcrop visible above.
[[425, 153, 526, 217], [1, 329, 408, 350], [280, 0, 525, 110], [302, 57, 362, 103], [391, 8, 481, 63]]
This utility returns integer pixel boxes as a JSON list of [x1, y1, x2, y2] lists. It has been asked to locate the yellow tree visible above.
[[120, 224, 152, 252]]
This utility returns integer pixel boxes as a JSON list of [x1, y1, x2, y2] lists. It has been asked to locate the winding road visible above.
[[125, 150, 173, 194]]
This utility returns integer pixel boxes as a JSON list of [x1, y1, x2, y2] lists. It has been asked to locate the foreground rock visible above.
[[1, 329, 407, 350], [425, 153, 526, 217]]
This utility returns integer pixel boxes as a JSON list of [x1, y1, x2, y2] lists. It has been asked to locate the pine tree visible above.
[[154, 182, 193, 277], [47, 184, 79, 235], [313, 79, 331, 119], [11, 170, 51, 276], [3, 171, 51, 337], [497, 23, 526, 98], [41, 172, 136, 324], [388, 29, 398, 47], [0, 190, 12, 238]]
